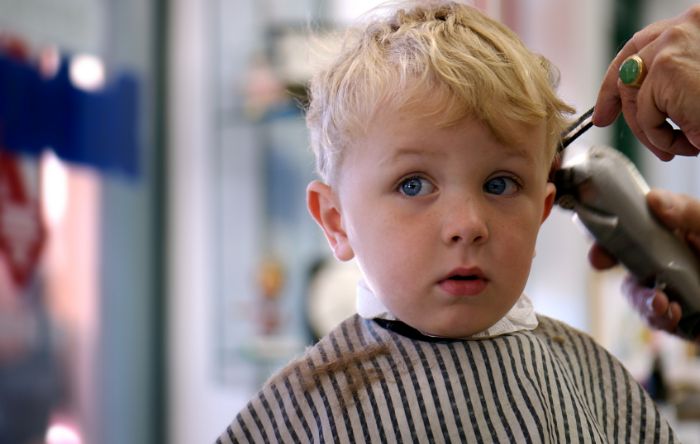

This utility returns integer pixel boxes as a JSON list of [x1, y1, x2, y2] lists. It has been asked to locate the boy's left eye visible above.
[[484, 176, 520, 195]]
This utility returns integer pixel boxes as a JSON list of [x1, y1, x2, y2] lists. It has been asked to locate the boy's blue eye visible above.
[[484, 176, 519, 195], [399, 176, 434, 197]]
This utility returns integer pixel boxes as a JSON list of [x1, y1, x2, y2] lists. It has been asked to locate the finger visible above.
[[594, 49, 642, 126], [593, 18, 675, 127], [676, 120, 700, 153], [647, 189, 700, 235], [622, 275, 657, 314], [647, 289, 671, 318], [652, 301, 683, 334], [593, 78, 622, 127], [643, 126, 700, 158], [635, 99, 698, 158], [616, 79, 674, 159], [588, 243, 618, 270], [648, 312, 680, 334], [634, 71, 678, 157], [642, 289, 681, 333], [668, 301, 682, 327], [620, 276, 682, 332], [633, 37, 700, 158]]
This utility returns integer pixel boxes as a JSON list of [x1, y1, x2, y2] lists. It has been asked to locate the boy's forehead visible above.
[[373, 98, 548, 143], [364, 110, 548, 160], [378, 83, 545, 137]]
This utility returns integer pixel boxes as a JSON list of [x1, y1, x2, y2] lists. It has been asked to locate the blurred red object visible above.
[[0, 150, 46, 290]]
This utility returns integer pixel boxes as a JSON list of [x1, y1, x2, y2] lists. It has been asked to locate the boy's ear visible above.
[[306, 180, 355, 261], [541, 182, 557, 223]]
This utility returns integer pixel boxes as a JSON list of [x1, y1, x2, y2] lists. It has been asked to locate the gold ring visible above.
[[619, 54, 646, 88]]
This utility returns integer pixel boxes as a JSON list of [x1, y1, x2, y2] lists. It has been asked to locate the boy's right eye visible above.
[[398, 176, 434, 197]]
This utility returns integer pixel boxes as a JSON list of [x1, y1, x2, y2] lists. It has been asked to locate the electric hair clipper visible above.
[[554, 110, 700, 339]]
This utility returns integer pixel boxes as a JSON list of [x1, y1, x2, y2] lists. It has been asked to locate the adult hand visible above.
[[588, 189, 700, 339], [593, 5, 700, 161]]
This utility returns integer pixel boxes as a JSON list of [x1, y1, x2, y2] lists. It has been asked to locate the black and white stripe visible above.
[[217, 315, 677, 443]]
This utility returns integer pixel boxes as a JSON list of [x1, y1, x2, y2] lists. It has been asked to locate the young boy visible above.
[[217, 1, 678, 442]]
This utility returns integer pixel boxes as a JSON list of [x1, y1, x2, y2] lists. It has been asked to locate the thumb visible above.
[[647, 189, 700, 237]]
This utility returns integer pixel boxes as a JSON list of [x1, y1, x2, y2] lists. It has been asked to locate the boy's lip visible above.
[[438, 267, 488, 297], [443, 267, 486, 280]]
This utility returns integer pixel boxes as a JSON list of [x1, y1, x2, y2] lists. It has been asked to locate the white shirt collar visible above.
[[356, 279, 538, 339]]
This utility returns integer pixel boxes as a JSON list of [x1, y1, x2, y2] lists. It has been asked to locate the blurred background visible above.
[[0, 0, 699, 443]]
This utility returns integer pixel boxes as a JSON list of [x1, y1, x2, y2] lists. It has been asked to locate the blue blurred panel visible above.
[[69, 74, 140, 177], [0, 53, 140, 178], [0, 55, 45, 156]]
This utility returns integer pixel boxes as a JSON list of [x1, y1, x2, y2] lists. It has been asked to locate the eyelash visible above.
[[396, 173, 522, 197], [397, 175, 435, 197], [484, 175, 522, 195]]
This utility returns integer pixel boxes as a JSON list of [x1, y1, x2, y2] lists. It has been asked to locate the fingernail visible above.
[[645, 292, 656, 313], [667, 306, 675, 320]]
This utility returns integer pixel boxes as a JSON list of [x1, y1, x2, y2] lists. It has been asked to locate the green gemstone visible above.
[[619, 58, 641, 85]]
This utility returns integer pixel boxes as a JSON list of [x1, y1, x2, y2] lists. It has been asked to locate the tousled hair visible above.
[[306, 0, 575, 183]]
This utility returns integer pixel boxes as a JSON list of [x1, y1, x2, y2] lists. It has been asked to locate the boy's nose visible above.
[[441, 198, 489, 246]]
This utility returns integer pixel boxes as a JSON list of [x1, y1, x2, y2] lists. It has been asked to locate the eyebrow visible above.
[[377, 146, 446, 167], [501, 144, 538, 164], [379, 143, 539, 168]]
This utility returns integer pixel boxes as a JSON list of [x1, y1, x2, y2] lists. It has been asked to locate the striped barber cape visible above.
[[217, 314, 677, 443]]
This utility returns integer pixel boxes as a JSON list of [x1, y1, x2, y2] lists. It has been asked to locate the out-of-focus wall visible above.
[[97, 1, 161, 442], [0, 0, 104, 52], [167, 0, 238, 443]]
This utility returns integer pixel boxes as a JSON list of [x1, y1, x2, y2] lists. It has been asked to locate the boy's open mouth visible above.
[[448, 275, 480, 281], [439, 269, 488, 296], [443, 267, 486, 282]]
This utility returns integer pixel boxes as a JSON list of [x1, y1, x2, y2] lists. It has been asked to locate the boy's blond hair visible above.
[[306, 0, 575, 183]]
